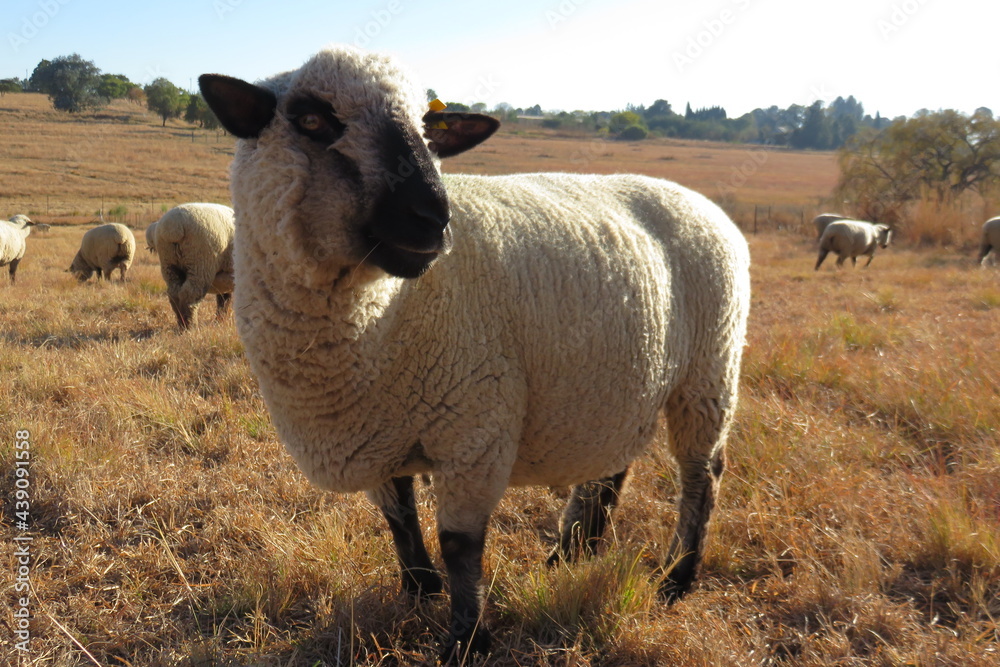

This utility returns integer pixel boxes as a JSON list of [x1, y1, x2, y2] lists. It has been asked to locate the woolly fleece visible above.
[[817, 219, 891, 269], [69, 223, 136, 281]]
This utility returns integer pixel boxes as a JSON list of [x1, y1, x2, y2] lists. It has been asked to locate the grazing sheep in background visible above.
[[153, 203, 234, 329], [1, 214, 34, 283], [201, 45, 751, 662], [144, 220, 158, 253], [816, 219, 892, 270], [813, 212, 847, 240], [69, 223, 136, 282], [978, 216, 1000, 266]]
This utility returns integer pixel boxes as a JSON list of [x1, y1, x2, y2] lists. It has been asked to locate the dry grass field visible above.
[[1, 94, 998, 666]]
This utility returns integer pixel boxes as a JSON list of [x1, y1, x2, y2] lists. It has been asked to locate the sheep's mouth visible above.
[[363, 227, 450, 279]]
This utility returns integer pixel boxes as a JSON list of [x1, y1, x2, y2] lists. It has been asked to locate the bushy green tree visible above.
[[144, 78, 186, 126], [97, 74, 134, 100], [609, 111, 643, 134], [185, 93, 220, 129], [31, 54, 103, 112], [0, 79, 22, 95]]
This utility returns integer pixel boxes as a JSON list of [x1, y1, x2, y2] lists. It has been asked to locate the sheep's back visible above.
[[155, 204, 235, 282], [430, 173, 750, 484], [0, 221, 28, 264]]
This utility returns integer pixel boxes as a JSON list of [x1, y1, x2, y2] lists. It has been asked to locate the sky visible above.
[[2, 0, 997, 120]]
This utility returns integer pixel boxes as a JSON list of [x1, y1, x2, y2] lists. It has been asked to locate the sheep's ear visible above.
[[199, 74, 277, 139], [423, 112, 500, 158]]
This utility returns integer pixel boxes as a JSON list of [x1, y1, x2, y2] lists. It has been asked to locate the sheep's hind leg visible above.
[[661, 388, 732, 601], [546, 468, 629, 566], [216, 293, 232, 319], [367, 476, 442, 598]]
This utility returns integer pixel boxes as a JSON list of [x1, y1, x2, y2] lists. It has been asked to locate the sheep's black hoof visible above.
[[438, 628, 491, 665], [401, 567, 443, 599], [660, 571, 695, 604]]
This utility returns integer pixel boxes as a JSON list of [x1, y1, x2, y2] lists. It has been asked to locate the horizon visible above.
[[3, 0, 997, 120]]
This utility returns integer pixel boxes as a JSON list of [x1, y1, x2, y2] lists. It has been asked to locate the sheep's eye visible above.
[[297, 114, 324, 132], [287, 96, 345, 144]]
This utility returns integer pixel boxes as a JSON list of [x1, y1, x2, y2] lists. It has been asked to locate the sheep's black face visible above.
[[198, 66, 499, 281], [362, 118, 453, 279]]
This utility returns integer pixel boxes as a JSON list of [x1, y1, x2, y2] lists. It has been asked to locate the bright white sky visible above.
[[2, 0, 996, 119]]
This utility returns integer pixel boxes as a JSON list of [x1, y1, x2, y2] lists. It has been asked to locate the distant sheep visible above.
[[69, 223, 136, 282], [200, 45, 751, 661], [813, 212, 847, 240], [144, 221, 158, 253], [978, 216, 1000, 266], [1, 214, 34, 283], [816, 219, 892, 270], [153, 203, 235, 329]]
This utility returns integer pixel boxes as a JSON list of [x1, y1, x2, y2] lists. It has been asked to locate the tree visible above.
[[144, 78, 186, 126], [791, 101, 830, 149], [609, 111, 643, 134], [185, 93, 220, 129], [31, 54, 103, 112], [836, 109, 1000, 222], [27, 59, 54, 93], [426, 88, 438, 102], [126, 87, 146, 106], [97, 74, 134, 100], [0, 79, 22, 96], [646, 99, 673, 118]]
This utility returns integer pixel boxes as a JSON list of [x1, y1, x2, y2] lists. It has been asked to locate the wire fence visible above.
[[2, 197, 225, 228]]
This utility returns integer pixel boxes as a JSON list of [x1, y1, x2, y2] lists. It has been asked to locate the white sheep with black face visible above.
[[200, 45, 751, 663], [978, 216, 1000, 266], [1, 214, 34, 283], [816, 219, 892, 270]]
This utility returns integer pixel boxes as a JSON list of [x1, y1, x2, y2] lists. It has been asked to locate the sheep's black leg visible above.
[[368, 476, 442, 598], [9, 258, 19, 283], [439, 526, 491, 663], [546, 468, 629, 566], [661, 449, 725, 601], [814, 249, 829, 270], [216, 292, 232, 318], [167, 292, 194, 329]]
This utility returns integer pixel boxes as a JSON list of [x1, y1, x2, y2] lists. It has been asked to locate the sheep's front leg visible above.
[[546, 468, 629, 566], [814, 249, 829, 270], [434, 469, 508, 663], [366, 476, 442, 597], [8, 258, 19, 283]]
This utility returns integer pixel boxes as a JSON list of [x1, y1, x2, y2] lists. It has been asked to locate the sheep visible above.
[[978, 216, 1000, 266], [144, 220, 158, 253], [153, 203, 235, 329], [69, 223, 136, 282], [199, 46, 751, 662], [813, 212, 847, 240], [1, 214, 34, 283], [815, 219, 892, 270]]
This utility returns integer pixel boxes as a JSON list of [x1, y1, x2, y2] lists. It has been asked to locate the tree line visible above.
[[2, 54, 220, 129]]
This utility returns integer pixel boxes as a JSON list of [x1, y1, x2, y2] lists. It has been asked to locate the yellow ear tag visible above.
[[428, 98, 449, 129]]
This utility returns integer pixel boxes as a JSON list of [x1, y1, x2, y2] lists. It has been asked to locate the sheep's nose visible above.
[[411, 201, 449, 230]]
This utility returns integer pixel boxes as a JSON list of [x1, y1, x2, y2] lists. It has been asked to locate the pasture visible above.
[[1, 94, 998, 666]]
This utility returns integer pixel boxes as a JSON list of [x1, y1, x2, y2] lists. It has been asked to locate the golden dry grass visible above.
[[1, 94, 998, 666]]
